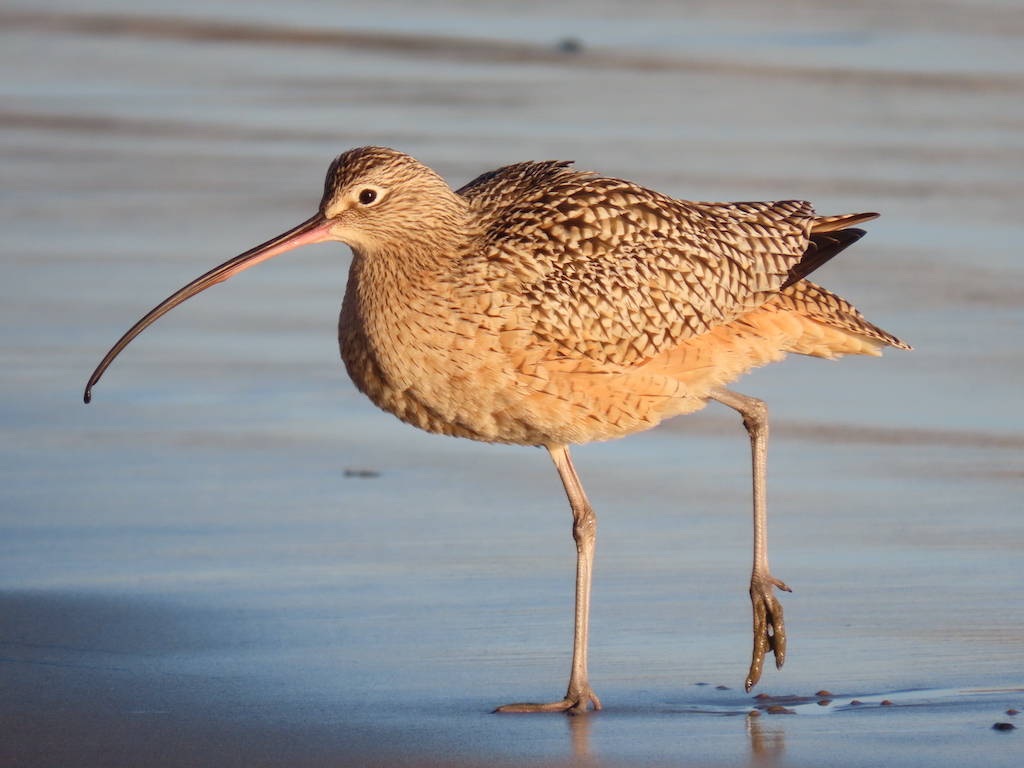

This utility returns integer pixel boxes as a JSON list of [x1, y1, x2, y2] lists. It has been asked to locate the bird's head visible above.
[[83, 146, 462, 402], [316, 146, 468, 257]]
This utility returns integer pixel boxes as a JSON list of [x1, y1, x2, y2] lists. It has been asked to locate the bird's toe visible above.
[[494, 686, 602, 714], [746, 575, 788, 691]]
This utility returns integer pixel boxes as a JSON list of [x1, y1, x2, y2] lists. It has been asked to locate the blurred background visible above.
[[1, 1, 1022, 766]]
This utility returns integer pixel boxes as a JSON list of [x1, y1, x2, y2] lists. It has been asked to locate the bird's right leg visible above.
[[709, 387, 791, 692], [495, 444, 602, 714]]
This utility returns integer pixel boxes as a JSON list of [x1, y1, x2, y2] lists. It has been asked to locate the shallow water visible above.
[[1, 1, 1022, 766]]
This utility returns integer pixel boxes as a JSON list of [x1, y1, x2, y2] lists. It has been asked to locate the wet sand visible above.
[[1, 1, 1022, 765]]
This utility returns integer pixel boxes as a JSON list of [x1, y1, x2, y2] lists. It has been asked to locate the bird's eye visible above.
[[358, 188, 378, 205]]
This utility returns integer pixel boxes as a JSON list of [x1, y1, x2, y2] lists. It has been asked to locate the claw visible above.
[[745, 576, 788, 692]]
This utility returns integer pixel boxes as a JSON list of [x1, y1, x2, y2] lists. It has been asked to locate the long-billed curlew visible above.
[[85, 146, 909, 713]]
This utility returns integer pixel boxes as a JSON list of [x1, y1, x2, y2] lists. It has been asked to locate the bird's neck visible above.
[[360, 223, 469, 287], [342, 228, 469, 334]]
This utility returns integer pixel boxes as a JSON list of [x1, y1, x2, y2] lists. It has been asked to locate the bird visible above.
[[85, 146, 910, 714]]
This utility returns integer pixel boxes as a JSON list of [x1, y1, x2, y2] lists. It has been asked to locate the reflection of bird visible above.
[[85, 146, 910, 713]]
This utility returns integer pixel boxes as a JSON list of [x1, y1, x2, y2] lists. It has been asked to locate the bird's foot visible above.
[[745, 574, 790, 692], [494, 685, 602, 714]]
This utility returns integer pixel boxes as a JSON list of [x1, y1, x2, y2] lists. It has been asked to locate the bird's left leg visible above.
[[709, 387, 791, 691], [495, 444, 602, 714]]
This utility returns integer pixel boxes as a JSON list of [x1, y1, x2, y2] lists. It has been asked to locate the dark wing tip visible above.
[[780, 227, 867, 290]]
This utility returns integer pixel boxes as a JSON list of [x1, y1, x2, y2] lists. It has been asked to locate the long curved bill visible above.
[[84, 212, 333, 403]]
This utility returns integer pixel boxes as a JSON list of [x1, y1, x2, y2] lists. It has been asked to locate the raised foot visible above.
[[494, 688, 602, 714], [745, 575, 791, 692]]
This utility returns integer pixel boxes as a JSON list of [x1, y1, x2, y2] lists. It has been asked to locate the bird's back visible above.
[[458, 160, 905, 358]]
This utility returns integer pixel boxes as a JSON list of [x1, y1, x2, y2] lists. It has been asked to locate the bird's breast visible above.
[[337, 258, 538, 443]]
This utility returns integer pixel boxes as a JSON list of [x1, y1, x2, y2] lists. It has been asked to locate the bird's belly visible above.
[[339, 314, 703, 447], [335, 272, 706, 446], [338, 289, 871, 448], [339, 331, 554, 445]]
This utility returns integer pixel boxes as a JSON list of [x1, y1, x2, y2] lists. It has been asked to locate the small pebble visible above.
[[816, 690, 832, 697], [694, 682, 709, 686], [1007, 709, 1019, 716], [716, 685, 730, 691], [343, 469, 380, 478], [556, 37, 583, 54], [748, 710, 760, 717], [992, 722, 1015, 731], [817, 700, 831, 706], [881, 700, 893, 706], [766, 706, 796, 715], [850, 700, 862, 706], [755, 693, 772, 700]]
